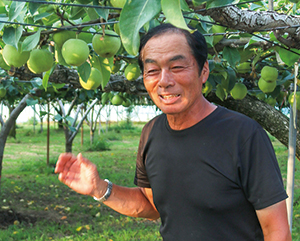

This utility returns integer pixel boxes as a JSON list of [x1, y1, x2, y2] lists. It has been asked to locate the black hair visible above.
[[138, 23, 208, 74]]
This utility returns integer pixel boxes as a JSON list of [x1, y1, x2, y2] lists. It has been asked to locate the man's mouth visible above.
[[160, 94, 180, 99]]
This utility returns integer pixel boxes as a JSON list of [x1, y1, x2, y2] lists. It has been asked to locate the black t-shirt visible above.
[[134, 106, 287, 241]]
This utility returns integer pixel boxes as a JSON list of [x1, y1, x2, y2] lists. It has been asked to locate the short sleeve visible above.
[[238, 126, 288, 210], [134, 116, 159, 188]]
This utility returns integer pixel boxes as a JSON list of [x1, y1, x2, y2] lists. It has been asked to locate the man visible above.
[[55, 24, 292, 240]]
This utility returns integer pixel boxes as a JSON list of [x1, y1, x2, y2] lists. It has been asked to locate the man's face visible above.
[[141, 32, 208, 116]]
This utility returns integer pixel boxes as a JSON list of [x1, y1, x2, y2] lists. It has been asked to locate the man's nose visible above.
[[158, 69, 175, 88]]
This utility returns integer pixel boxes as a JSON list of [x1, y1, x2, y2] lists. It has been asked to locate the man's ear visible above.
[[200, 61, 209, 84]]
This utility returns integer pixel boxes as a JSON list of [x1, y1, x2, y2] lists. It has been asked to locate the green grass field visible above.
[[0, 121, 299, 240]]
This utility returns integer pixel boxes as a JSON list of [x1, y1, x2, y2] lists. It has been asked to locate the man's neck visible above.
[[166, 100, 217, 130]]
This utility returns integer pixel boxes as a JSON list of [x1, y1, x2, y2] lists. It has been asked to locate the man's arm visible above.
[[256, 200, 292, 241], [55, 153, 160, 220]]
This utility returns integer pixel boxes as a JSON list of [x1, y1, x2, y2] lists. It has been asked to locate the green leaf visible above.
[[180, 0, 191, 11], [52, 83, 65, 93], [223, 46, 240, 67], [206, 0, 236, 8], [100, 57, 113, 89], [42, 63, 56, 91], [78, 62, 91, 83], [120, 0, 161, 56], [54, 114, 62, 121], [34, 12, 52, 21], [0, 16, 9, 32], [26, 98, 39, 106], [161, 0, 191, 32], [91, 55, 114, 89], [66, 116, 75, 124], [9, 1, 25, 21], [2, 26, 23, 49], [86, 8, 100, 21], [28, 0, 46, 15], [21, 29, 41, 51], [92, 1, 109, 20], [216, 84, 226, 101], [226, 67, 237, 91], [192, 0, 207, 6], [277, 47, 300, 67]]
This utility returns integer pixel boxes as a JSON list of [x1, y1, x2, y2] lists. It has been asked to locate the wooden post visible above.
[[47, 101, 50, 166]]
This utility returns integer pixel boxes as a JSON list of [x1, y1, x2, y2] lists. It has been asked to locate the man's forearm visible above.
[[96, 184, 160, 220]]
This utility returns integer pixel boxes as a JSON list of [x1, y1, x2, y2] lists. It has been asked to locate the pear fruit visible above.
[[52, 21, 76, 47], [110, 0, 126, 8], [79, 67, 103, 90], [101, 92, 109, 105], [288, 92, 300, 110], [62, 39, 89, 66], [27, 49, 54, 74], [230, 83, 247, 100], [122, 98, 131, 107], [261, 66, 278, 82], [124, 63, 141, 81], [2, 45, 30, 68], [92, 30, 121, 58], [236, 62, 251, 74], [265, 97, 277, 107], [111, 94, 124, 106], [258, 77, 276, 93], [0, 50, 10, 70]]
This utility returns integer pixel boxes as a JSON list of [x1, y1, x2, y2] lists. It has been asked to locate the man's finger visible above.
[[55, 153, 76, 173]]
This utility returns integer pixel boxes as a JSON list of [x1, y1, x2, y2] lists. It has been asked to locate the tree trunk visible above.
[[65, 139, 72, 153], [0, 90, 37, 189], [8, 106, 16, 139]]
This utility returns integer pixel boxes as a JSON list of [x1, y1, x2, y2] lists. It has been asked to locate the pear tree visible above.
[[0, 0, 300, 178]]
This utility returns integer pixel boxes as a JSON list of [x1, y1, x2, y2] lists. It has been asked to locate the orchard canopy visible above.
[[1, 0, 300, 156]]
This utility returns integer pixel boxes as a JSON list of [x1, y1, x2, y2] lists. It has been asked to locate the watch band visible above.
[[93, 179, 113, 203]]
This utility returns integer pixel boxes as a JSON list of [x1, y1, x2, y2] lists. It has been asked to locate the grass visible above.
[[0, 121, 300, 240]]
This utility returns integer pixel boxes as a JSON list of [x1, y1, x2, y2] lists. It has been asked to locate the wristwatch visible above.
[[93, 179, 113, 203]]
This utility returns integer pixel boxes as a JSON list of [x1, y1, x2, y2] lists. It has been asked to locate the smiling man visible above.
[[55, 24, 291, 240]]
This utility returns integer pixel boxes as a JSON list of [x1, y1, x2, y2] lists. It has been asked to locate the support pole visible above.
[[286, 63, 298, 232]]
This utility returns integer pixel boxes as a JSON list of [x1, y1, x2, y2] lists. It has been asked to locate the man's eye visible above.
[[171, 66, 184, 71], [147, 69, 158, 74]]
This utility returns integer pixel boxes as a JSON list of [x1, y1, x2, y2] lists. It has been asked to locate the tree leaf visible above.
[[2, 26, 23, 49], [120, 0, 161, 56], [180, 0, 190, 11], [0, 16, 9, 32], [216, 84, 226, 101], [92, 0, 109, 21], [52, 83, 66, 93], [277, 47, 300, 67], [21, 29, 41, 51], [54, 114, 62, 121], [223, 46, 240, 67], [161, 0, 191, 32], [206, 0, 236, 8], [8, 1, 26, 22], [28, 0, 46, 15], [26, 98, 39, 106], [192, 0, 207, 7], [90, 55, 113, 89], [78, 62, 91, 83]]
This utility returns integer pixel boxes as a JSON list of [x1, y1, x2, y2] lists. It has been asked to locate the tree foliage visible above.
[[0, 0, 300, 156]]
